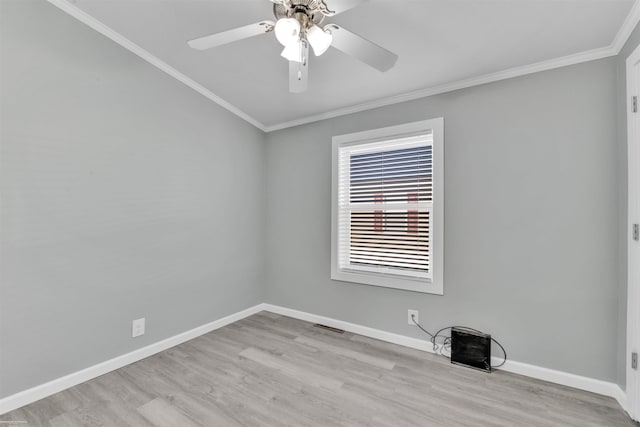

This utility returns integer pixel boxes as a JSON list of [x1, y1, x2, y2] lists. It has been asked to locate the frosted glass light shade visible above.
[[307, 25, 332, 56], [281, 40, 303, 62], [275, 18, 301, 46]]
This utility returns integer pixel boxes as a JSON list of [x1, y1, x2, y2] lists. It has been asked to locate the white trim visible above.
[[0, 303, 267, 415], [261, 303, 627, 405], [263, 304, 434, 352], [264, 46, 617, 132], [615, 386, 630, 416], [500, 359, 624, 402], [613, 0, 640, 54], [47, 0, 640, 133], [0, 302, 630, 416], [331, 119, 444, 295], [45, 0, 266, 132], [626, 42, 640, 422], [266, 0, 640, 132]]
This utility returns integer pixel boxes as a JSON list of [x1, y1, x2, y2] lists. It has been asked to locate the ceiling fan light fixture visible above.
[[281, 39, 303, 62], [274, 18, 301, 46], [187, 0, 399, 93], [307, 24, 332, 56]]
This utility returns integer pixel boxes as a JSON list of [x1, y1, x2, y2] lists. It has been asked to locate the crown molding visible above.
[[263, 45, 617, 132], [613, 0, 640, 54], [46, 0, 267, 132], [262, 0, 640, 132], [48, 0, 640, 134]]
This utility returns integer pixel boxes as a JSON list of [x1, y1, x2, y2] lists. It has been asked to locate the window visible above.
[[331, 118, 444, 294]]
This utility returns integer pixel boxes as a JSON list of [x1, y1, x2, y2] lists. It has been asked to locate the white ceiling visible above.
[[57, 0, 637, 130]]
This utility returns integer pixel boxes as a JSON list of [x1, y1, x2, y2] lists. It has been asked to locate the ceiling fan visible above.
[[187, 0, 398, 93]]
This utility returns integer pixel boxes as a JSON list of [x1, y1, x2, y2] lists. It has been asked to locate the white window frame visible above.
[[331, 118, 444, 294]]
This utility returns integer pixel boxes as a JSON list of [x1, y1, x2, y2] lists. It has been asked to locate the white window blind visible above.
[[337, 134, 433, 280], [332, 118, 443, 294]]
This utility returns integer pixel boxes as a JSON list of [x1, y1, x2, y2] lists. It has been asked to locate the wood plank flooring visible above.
[[1, 312, 636, 426]]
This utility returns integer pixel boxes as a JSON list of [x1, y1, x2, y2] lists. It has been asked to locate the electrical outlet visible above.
[[408, 309, 419, 326], [132, 318, 145, 338]]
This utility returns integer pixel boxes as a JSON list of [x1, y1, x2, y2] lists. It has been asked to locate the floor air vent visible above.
[[450, 327, 492, 372], [313, 324, 345, 334]]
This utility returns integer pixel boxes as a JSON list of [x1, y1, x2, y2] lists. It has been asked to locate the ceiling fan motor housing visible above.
[[273, 0, 327, 31]]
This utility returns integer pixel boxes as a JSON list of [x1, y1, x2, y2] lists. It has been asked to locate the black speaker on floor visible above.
[[450, 327, 492, 373]]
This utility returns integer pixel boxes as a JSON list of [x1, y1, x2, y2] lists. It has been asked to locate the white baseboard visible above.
[[614, 386, 629, 417], [262, 303, 434, 352], [0, 302, 629, 418], [261, 303, 629, 412], [0, 303, 266, 415]]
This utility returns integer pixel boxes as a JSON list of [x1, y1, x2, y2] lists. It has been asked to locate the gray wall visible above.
[[616, 22, 640, 389], [0, 0, 265, 398], [265, 58, 620, 382], [0, 0, 634, 401]]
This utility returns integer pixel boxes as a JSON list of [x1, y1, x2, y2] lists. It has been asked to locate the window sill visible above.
[[331, 268, 443, 295]]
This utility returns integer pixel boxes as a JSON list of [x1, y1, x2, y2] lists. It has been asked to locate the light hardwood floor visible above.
[[1, 312, 637, 426]]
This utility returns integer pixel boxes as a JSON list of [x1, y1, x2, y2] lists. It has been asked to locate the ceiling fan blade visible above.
[[187, 21, 274, 50], [289, 44, 309, 93], [320, 0, 369, 15], [327, 24, 397, 72]]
